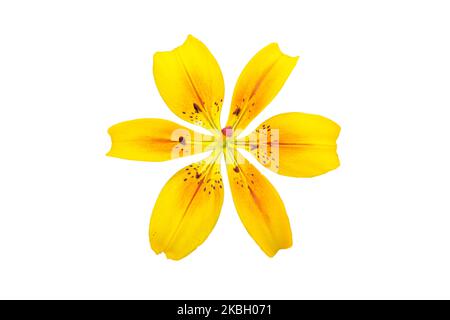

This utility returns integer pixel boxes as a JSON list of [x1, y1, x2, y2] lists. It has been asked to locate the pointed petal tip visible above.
[[151, 243, 193, 261], [301, 161, 341, 178], [152, 243, 192, 261], [153, 51, 166, 64], [263, 241, 293, 258], [156, 250, 184, 261], [183, 34, 202, 47], [270, 42, 300, 61], [107, 125, 114, 135], [165, 252, 186, 261], [106, 128, 113, 157], [150, 240, 163, 256], [335, 122, 342, 136], [333, 155, 341, 171], [153, 36, 195, 57], [150, 238, 171, 259], [186, 34, 196, 41]]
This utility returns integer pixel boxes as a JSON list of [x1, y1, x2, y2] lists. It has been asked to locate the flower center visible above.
[[220, 126, 233, 150], [221, 126, 233, 138]]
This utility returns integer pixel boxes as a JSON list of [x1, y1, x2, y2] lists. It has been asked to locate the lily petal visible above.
[[225, 149, 292, 257], [153, 35, 224, 132], [237, 112, 340, 177], [150, 151, 224, 260], [225, 43, 298, 132], [107, 118, 214, 162]]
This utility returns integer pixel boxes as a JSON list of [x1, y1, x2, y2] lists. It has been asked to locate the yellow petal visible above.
[[225, 43, 298, 132], [150, 152, 224, 260], [237, 112, 340, 177], [107, 118, 214, 162], [225, 149, 292, 257], [153, 35, 224, 132]]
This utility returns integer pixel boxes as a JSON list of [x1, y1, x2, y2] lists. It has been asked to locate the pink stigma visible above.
[[221, 126, 233, 137]]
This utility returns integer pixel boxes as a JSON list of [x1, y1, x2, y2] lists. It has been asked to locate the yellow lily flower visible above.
[[107, 35, 340, 260]]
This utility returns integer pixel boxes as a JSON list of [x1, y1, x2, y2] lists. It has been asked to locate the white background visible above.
[[1, 0, 449, 299]]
